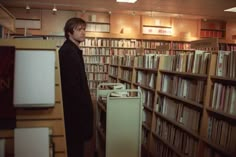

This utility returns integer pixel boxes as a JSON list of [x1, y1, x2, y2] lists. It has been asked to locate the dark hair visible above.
[[64, 17, 86, 39]]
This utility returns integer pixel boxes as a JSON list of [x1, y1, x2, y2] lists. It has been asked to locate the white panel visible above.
[[13, 50, 55, 107], [15, 19, 41, 29], [106, 91, 142, 157], [0, 139, 5, 157], [14, 128, 50, 157]]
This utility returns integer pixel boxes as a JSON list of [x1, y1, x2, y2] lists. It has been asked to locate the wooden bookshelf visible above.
[[157, 90, 204, 109], [160, 70, 208, 80], [200, 20, 226, 39], [104, 38, 236, 157], [81, 37, 110, 96]]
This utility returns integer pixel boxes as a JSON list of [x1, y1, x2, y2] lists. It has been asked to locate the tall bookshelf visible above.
[[80, 37, 110, 96], [199, 45, 236, 157], [117, 55, 137, 89], [104, 38, 236, 157]]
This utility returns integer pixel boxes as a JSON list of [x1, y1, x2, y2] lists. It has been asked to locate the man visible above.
[[59, 17, 93, 157]]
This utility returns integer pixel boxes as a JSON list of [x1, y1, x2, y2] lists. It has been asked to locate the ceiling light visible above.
[[224, 7, 236, 12], [116, 0, 137, 3], [52, 4, 57, 12], [26, 4, 30, 10]]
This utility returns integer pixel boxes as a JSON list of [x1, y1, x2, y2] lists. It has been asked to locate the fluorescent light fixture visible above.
[[52, 4, 57, 12], [26, 4, 30, 10], [224, 7, 236, 12], [116, 0, 137, 3]]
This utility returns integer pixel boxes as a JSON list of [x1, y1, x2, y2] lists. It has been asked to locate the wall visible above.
[[5, 8, 236, 43], [0, 40, 67, 157]]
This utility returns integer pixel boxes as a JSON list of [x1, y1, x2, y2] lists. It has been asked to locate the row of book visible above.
[[82, 47, 110, 55], [142, 41, 170, 49], [142, 128, 149, 146], [86, 73, 108, 80], [120, 52, 209, 72], [219, 44, 236, 51], [172, 42, 191, 50], [109, 66, 118, 77], [120, 55, 136, 67], [200, 30, 224, 38], [88, 81, 105, 89], [120, 69, 132, 82], [161, 74, 205, 104], [207, 116, 236, 153], [136, 72, 156, 89], [81, 38, 110, 47], [143, 49, 159, 54], [155, 117, 198, 157], [175, 51, 209, 73], [141, 89, 154, 108], [211, 83, 236, 115], [97, 38, 110, 47], [203, 146, 224, 157], [83, 56, 110, 64], [161, 51, 210, 74], [85, 64, 108, 73], [142, 110, 152, 127], [110, 49, 137, 56], [110, 55, 121, 65], [110, 39, 141, 48], [80, 38, 205, 52], [153, 140, 179, 157], [216, 51, 236, 78], [81, 38, 97, 47], [137, 54, 160, 69], [156, 96, 201, 132]]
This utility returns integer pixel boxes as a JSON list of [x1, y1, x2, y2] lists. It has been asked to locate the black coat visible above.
[[59, 39, 93, 142]]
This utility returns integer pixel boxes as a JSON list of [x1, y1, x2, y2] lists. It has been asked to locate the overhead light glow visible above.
[[224, 7, 236, 12], [26, 4, 30, 10], [116, 0, 137, 3], [52, 4, 57, 12]]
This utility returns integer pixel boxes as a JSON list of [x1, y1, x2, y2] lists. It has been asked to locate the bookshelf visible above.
[[80, 37, 110, 96], [108, 55, 121, 83], [133, 54, 164, 157], [103, 38, 236, 157], [118, 55, 137, 89], [148, 47, 211, 157], [200, 20, 226, 39], [96, 83, 142, 157], [201, 49, 236, 157]]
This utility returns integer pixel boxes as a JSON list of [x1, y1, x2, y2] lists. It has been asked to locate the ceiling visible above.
[[0, 0, 236, 21]]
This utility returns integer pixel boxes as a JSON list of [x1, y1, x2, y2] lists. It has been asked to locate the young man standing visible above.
[[59, 17, 94, 157]]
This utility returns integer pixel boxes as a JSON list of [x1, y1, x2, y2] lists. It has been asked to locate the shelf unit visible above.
[[118, 55, 137, 89], [200, 20, 226, 39], [80, 37, 110, 96], [201, 49, 236, 157], [134, 54, 165, 157], [96, 83, 143, 157], [104, 38, 236, 157]]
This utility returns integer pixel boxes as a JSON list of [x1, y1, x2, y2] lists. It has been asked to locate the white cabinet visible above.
[[96, 83, 142, 157]]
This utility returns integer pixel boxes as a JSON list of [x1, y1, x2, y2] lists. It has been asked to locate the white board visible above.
[[13, 50, 55, 107], [14, 128, 50, 157]]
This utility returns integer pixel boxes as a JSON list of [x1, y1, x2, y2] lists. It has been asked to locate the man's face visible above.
[[69, 24, 86, 42]]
